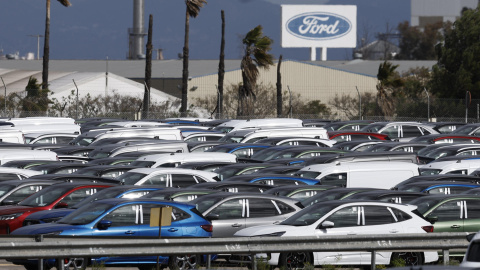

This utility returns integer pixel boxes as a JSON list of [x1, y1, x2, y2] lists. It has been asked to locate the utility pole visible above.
[[28, 35, 44, 60]]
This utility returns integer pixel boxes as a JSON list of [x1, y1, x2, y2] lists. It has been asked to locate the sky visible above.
[[0, 0, 410, 61]]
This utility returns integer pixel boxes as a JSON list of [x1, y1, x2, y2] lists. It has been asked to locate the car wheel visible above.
[[63, 257, 88, 270], [168, 254, 197, 270], [279, 251, 312, 270], [391, 252, 424, 266]]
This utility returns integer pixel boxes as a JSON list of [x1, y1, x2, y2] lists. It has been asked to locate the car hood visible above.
[[0, 206, 34, 215], [234, 224, 302, 237], [11, 223, 84, 236], [24, 209, 74, 220]]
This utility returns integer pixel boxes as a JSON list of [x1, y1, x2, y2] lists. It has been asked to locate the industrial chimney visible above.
[[128, 0, 146, 59]]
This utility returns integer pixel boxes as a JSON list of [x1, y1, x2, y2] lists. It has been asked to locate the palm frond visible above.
[[57, 0, 71, 7], [242, 25, 263, 46], [186, 0, 207, 18]]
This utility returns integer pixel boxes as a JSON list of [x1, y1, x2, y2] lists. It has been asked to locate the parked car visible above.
[[364, 141, 430, 153], [0, 182, 112, 234], [211, 118, 303, 133], [213, 163, 280, 180], [410, 194, 480, 232], [11, 198, 213, 270], [393, 174, 480, 188], [249, 146, 348, 163], [186, 182, 275, 193], [0, 179, 57, 206], [423, 122, 466, 134], [187, 141, 228, 152], [264, 185, 337, 201], [28, 161, 93, 175], [417, 144, 480, 164], [419, 159, 480, 175], [192, 192, 303, 237], [301, 187, 382, 207], [322, 120, 375, 131], [176, 161, 235, 172], [206, 143, 273, 159], [451, 123, 480, 136], [252, 165, 301, 175], [332, 140, 384, 151], [328, 131, 390, 142], [219, 127, 329, 143], [141, 188, 221, 202], [115, 168, 219, 187], [360, 122, 439, 141], [0, 167, 42, 181], [410, 134, 480, 144], [394, 181, 480, 194], [1, 159, 64, 170], [224, 174, 321, 186], [72, 165, 140, 179], [234, 200, 438, 267], [461, 230, 480, 267], [22, 185, 167, 226], [130, 152, 237, 168], [344, 190, 429, 204], [254, 136, 334, 147]]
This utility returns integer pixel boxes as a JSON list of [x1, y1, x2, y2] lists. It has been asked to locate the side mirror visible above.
[[2, 200, 15, 206], [97, 220, 112, 230], [55, 202, 69, 209], [206, 213, 220, 221], [466, 233, 477, 242], [319, 220, 335, 229], [426, 216, 438, 224]]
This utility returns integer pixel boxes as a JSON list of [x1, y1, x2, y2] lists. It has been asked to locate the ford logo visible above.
[[286, 12, 352, 40]]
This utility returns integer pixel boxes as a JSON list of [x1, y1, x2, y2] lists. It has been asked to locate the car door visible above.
[[424, 199, 464, 232], [207, 198, 246, 237], [94, 204, 141, 237], [313, 205, 362, 265], [2, 184, 48, 205], [464, 199, 480, 232], [137, 204, 184, 238]]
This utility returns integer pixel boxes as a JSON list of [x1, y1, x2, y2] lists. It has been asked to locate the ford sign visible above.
[[286, 12, 352, 41]]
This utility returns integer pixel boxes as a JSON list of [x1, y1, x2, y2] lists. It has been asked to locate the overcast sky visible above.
[[0, 0, 410, 61]]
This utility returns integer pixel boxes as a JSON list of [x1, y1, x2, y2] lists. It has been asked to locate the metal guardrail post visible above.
[[443, 249, 450, 265], [371, 250, 376, 270], [207, 254, 211, 269], [57, 257, 64, 270], [251, 253, 257, 270]]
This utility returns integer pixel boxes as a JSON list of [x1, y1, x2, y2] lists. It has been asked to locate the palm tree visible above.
[[217, 10, 225, 119], [276, 54, 283, 117], [180, 0, 207, 116], [376, 61, 403, 117], [239, 25, 274, 116], [42, 0, 71, 90]]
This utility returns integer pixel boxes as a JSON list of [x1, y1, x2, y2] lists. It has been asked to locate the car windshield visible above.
[[213, 126, 234, 133], [219, 135, 244, 143], [89, 151, 110, 159], [296, 171, 321, 179], [301, 190, 352, 206], [250, 148, 289, 161], [365, 145, 392, 152], [70, 136, 95, 146], [130, 161, 156, 168], [58, 202, 112, 225], [71, 188, 123, 209], [0, 184, 16, 197], [452, 125, 478, 135], [424, 149, 456, 159], [18, 185, 73, 207], [24, 137, 34, 144], [280, 203, 337, 226], [192, 196, 225, 213], [117, 172, 147, 185], [419, 168, 442, 175], [408, 197, 445, 214], [215, 167, 243, 181], [360, 124, 385, 132]]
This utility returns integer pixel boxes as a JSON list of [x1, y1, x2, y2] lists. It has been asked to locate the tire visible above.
[[168, 254, 198, 270], [390, 252, 424, 266], [279, 251, 312, 270], [63, 257, 88, 270]]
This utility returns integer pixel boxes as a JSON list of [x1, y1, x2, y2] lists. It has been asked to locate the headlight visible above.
[[258, 231, 286, 237], [0, 213, 24, 220]]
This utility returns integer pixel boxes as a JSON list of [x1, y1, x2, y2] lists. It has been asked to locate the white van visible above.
[[297, 161, 419, 189], [5, 124, 81, 135], [0, 149, 59, 165], [220, 127, 329, 143], [71, 127, 183, 146], [0, 117, 75, 126], [0, 128, 25, 144], [212, 118, 303, 133], [131, 152, 237, 168], [419, 159, 480, 175]]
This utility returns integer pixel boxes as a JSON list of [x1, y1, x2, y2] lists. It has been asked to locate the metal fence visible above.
[[0, 232, 471, 270]]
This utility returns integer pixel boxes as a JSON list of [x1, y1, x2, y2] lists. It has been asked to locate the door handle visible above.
[[125, 230, 135, 235], [273, 221, 280, 225], [168, 228, 178, 232], [231, 223, 242, 227], [347, 232, 356, 235], [450, 225, 461, 229], [389, 229, 399, 233]]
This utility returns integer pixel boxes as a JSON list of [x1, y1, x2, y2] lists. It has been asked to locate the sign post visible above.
[[150, 207, 172, 270]]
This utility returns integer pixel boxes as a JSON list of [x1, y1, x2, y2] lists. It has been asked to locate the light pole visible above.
[[1, 77, 6, 116], [287, 85, 293, 118], [73, 79, 79, 120], [356, 86, 362, 120], [28, 35, 44, 60], [423, 88, 430, 121]]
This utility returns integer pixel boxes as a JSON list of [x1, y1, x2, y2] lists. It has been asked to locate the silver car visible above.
[[192, 193, 303, 237]]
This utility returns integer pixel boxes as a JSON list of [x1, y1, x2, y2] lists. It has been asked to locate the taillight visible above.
[[422, 225, 434, 233], [200, 225, 213, 232]]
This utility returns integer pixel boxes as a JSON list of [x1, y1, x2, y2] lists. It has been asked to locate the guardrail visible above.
[[0, 232, 471, 270]]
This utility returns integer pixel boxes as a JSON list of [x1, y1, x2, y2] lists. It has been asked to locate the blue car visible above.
[[10, 198, 212, 270], [22, 185, 168, 226]]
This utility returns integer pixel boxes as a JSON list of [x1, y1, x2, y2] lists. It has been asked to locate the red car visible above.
[[0, 182, 112, 234], [328, 131, 390, 142]]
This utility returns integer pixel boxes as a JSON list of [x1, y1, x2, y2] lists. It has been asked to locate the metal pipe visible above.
[[72, 79, 79, 120], [1, 77, 6, 116], [424, 88, 430, 121], [356, 86, 362, 120]]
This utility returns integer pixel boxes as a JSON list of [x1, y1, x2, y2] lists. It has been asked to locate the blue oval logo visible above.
[[286, 12, 352, 41]]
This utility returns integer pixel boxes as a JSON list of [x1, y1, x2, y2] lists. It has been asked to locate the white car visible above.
[[115, 168, 219, 187], [234, 200, 439, 268], [461, 231, 480, 267]]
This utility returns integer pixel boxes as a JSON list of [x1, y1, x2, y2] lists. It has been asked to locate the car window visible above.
[[6, 185, 47, 204], [248, 198, 280, 218], [210, 199, 245, 220], [403, 126, 423, 138], [319, 173, 347, 187], [141, 204, 191, 223], [171, 174, 197, 188], [381, 126, 399, 139], [427, 200, 462, 221], [274, 200, 297, 215], [326, 206, 361, 228], [389, 207, 412, 221], [0, 173, 22, 181], [102, 204, 138, 227], [363, 206, 396, 225], [466, 200, 480, 219], [146, 174, 168, 186], [59, 188, 101, 207]]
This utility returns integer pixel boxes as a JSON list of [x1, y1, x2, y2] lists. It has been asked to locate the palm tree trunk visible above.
[[217, 10, 225, 119], [42, 0, 51, 90], [181, 7, 190, 116], [276, 55, 283, 117], [143, 14, 153, 119]]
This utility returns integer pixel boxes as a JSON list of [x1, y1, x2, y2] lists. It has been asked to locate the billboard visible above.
[[282, 5, 357, 48]]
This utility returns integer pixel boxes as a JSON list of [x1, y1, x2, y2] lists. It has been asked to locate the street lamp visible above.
[[28, 35, 44, 60]]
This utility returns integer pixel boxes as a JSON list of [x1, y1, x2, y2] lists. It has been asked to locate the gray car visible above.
[[192, 192, 303, 237]]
